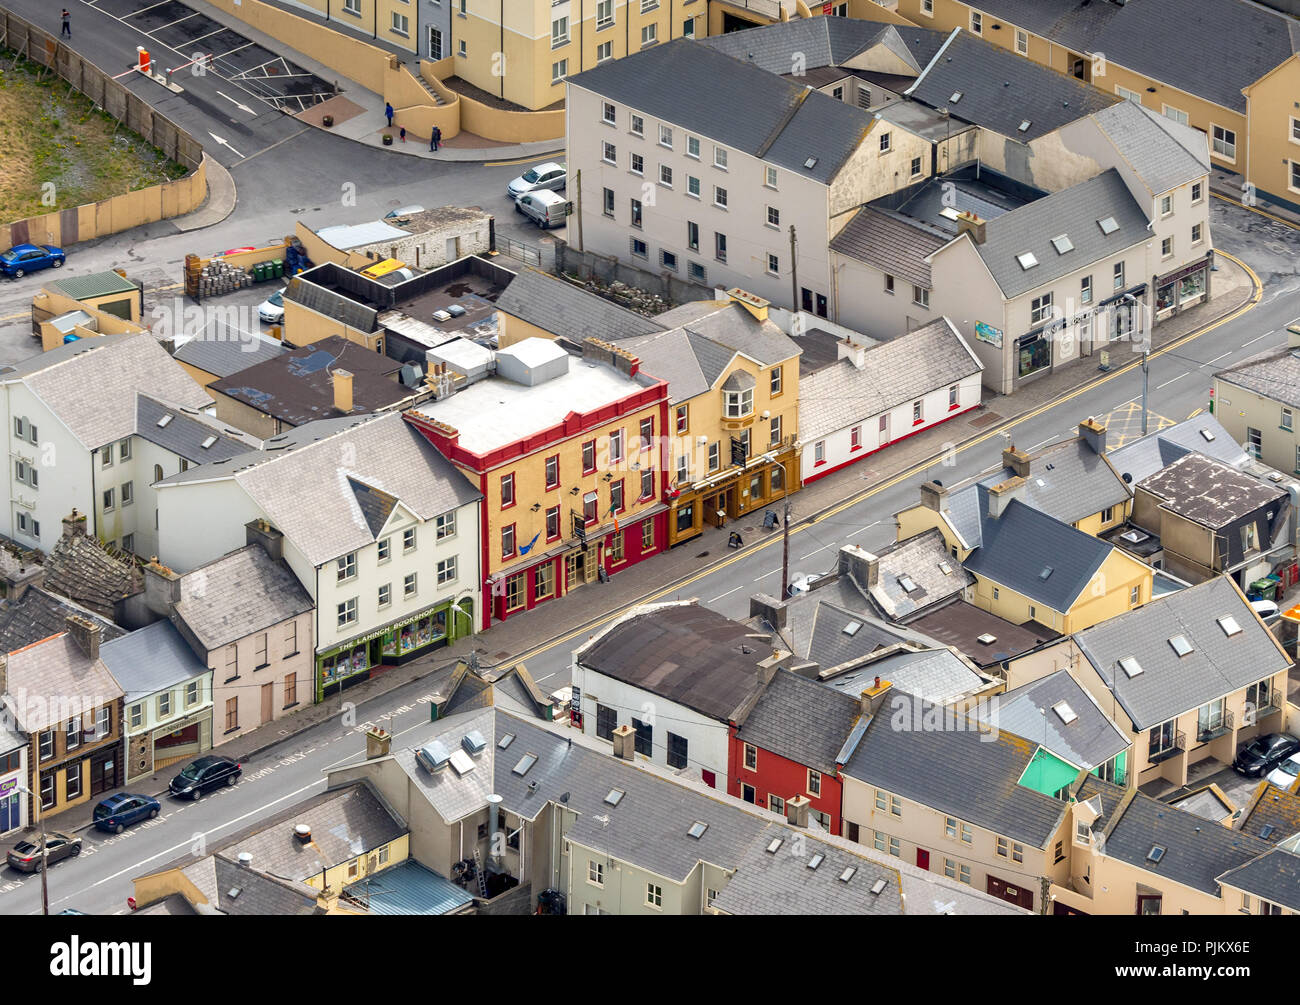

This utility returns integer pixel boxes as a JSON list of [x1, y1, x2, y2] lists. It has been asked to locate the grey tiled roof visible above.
[[1106, 414, 1248, 485], [567, 39, 872, 186], [829, 207, 948, 288], [2, 632, 123, 733], [962, 496, 1114, 613], [735, 669, 864, 774], [99, 619, 209, 700], [1074, 576, 1291, 731], [960, 436, 1130, 527], [1090, 100, 1209, 197], [0, 586, 125, 655], [44, 531, 143, 620], [958, 0, 1299, 113], [578, 604, 770, 722], [1217, 848, 1300, 910], [842, 690, 1069, 848], [1, 334, 212, 450], [173, 332, 287, 379], [1137, 452, 1288, 529], [797, 318, 981, 442], [135, 395, 260, 463], [827, 647, 985, 705], [974, 170, 1149, 300], [495, 268, 665, 344], [699, 16, 897, 76], [647, 301, 801, 370], [864, 528, 973, 621], [206, 858, 322, 915], [616, 329, 716, 402], [173, 546, 313, 652], [975, 670, 1128, 770], [799, 599, 913, 671], [1216, 345, 1300, 410]]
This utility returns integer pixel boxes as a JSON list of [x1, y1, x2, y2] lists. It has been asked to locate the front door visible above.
[[261, 683, 274, 724], [879, 413, 890, 446], [445, 237, 459, 262], [706, 493, 725, 528], [916, 849, 930, 871], [987, 875, 1034, 910], [566, 550, 584, 590], [741, 783, 756, 803], [89, 750, 116, 795], [428, 26, 443, 59]]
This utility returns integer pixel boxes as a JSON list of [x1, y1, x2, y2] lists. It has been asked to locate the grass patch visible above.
[[0, 51, 190, 223]]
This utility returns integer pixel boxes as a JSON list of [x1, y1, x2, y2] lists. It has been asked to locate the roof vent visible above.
[[839, 866, 857, 882], [977, 633, 997, 645], [1098, 216, 1119, 235], [462, 730, 487, 755], [1120, 529, 1150, 544], [870, 877, 887, 895], [448, 749, 475, 775], [293, 824, 311, 843], [1168, 634, 1193, 657], [1147, 845, 1166, 863], [1119, 655, 1143, 678], [416, 740, 452, 772], [1016, 251, 1039, 270], [1051, 234, 1074, 255], [1052, 701, 1078, 725], [156, 414, 174, 428], [237, 852, 253, 868], [1217, 616, 1242, 637], [842, 621, 862, 636], [200, 435, 218, 450], [688, 821, 708, 839], [1199, 428, 1216, 442]]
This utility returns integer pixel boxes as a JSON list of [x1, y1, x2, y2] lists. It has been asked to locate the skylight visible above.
[[687, 821, 708, 839], [1168, 634, 1193, 657], [842, 621, 862, 636], [604, 788, 625, 806], [1018, 119, 1032, 132], [512, 752, 538, 776], [766, 838, 783, 854], [949, 90, 963, 103], [1016, 251, 1039, 270], [938, 561, 952, 575], [1119, 655, 1143, 678], [1199, 428, 1216, 442], [898, 575, 918, 593], [839, 866, 857, 883], [1261, 824, 1275, 840], [1217, 616, 1242, 637], [1051, 234, 1074, 255], [200, 435, 217, 449], [1147, 844, 1166, 863], [1052, 701, 1078, 725], [804, 156, 818, 169], [448, 749, 474, 776], [807, 853, 825, 870], [1098, 216, 1119, 235], [870, 878, 887, 895], [156, 414, 174, 428], [939, 206, 961, 221], [1039, 566, 1054, 580], [498, 733, 515, 749]]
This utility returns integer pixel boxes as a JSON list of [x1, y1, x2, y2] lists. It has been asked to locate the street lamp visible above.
[[12, 782, 49, 916], [1121, 292, 1149, 436], [759, 451, 796, 598]]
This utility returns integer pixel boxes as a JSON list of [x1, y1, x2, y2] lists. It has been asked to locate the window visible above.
[[1160, 194, 1173, 217], [630, 237, 648, 259], [582, 440, 596, 473], [551, 59, 567, 84], [715, 232, 727, 263], [630, 153, 644, 176], [376, 537, 391, 563], [65, 717, 80, 751], [708, 442, 720, 472], [285, 621, 298, 658], [1015, 29, 1028, 55], [534, 563, 555, 601], [687, 175, 701, 198], [403, 527, 417, 553], [551, 16, 568, 48], [337, 598, 357, 628], [675, 404, 689, 434], [1114, 261, 1125, 290], [65, 766, 81, 800], [766, 206, 779, 228], [769, 366, 783, 397], [610, 479, 625, 513], [743, 743, 757, 771], [437, 558, 457, 585], [724, 388, 753, 418], [596, 41, 612, 61], [1116, 85, 1141, 103], [1081, 275, 1093, 305], [714, 186, 728, 209], [596, 703, 617, 740], [642, 520, 655, 551], [128, 703, 143, 729], [629, 197, 643, 229], [638, 417, 655, 453], [850, 426, 862, 451], [337, 552, 357, 582], [832, 85, 843, 101], [879, 131, 891, 153], [505, 573, 525, 612], [769, 794, 785, 816], [1163, 105, 1189, 127], [602, 141, 616, 165], [1246, 426, 1262, 459], [602, 101, 616, 125], [646, 883, 663, 909], [1212, 125, 1236, 160], [588, 860, 604, 886], [814, 440, 826, 465], [583, 491, 598, 524], [457, 39, 466, 57], [435, 512, 456, 540], [659, 124, 673, 148], [884, 274, 894, 295], [631, 717, 652, 756], [500, 472, 515, 508], [103, 443, 114, 468], [378, 582, 392, 609], [1192, 222, 1203, 244], [910, 155, 922, 178], [102, 487, 115, 512], [158, 691, 171, 718], [501, 524, 516, 558], [225, 697, 239, 732], [1192, 181, 1203, 203], [390, 11, 408, 33], [921, 0, 933, 11], [659, 164, 673, 188], [969, 10, 982, 33], [545, 505, 560, 541], [667, 732, 688, 769], [808, 769, 822, 797], [640, 23, 657, 46], [912, 285, 930, 308], [766, 253, 779, 276], [609, 428, 624, 464], [596, 0, 613, 28], [1161, 236, 1173, 258], [688, 262, 707, 283], [1030, 292, 1053, 325], [765, 165, 778, 188], [714, 146, 728, 170]]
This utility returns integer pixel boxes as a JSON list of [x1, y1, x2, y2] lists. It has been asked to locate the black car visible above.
[[169, 755, 241, 800], [1233, 732, 1300, 777]]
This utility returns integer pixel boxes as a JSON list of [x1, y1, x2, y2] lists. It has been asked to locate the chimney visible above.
[[836, 544, 878, 589], [836, 338, 866, 370], [726, 287, 770, 323], [785, 794, 810, 828], [1002, 444, 1031, 478], [365, 726, 391, 759], [919, 480, 948, 512], [245, 519, 284, 562], [0, 561, 44, 602], [860, 676, 893, 717], [332, 368, 354, 414], [1079, 417, 1107, 455], [611, 723, 636, 761], [748, 592, 787, 631], [956, 210, 986, 245], [65, 614, 101, 661], [62, 508, 87, 539], [142, 559, 182, 616], [987, 476, 1026, 519]]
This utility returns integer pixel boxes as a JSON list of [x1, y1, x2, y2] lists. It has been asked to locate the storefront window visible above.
[[771, 465, 785, 493], [1156, 281, 1176, 313], [1017, 335, 1051, 378], [1180, 271, 1205, 303], [676, 502, 695, 533], [749, 472, 763, 502]]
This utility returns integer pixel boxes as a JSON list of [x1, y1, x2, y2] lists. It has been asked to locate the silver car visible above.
[[507, 161, 567, 201], [516, 190, 571, 230]]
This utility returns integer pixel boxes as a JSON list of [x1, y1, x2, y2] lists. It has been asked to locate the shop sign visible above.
[[570, 685, 582, 714], [731, 437, 747, 467], [974, 321, 1003, 348], [0, 778, 15, 797], [1158, 258, 1209, 286]]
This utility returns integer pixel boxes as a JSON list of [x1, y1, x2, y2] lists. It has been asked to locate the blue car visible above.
[[0, 243, 66, 278], [92, 793, 161, 834]]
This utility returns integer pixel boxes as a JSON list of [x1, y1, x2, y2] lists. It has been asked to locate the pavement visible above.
[[171, 153, 238, 231], [1211, 166, 1300, 231]]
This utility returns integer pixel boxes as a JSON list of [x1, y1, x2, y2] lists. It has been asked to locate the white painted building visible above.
[[154, 412, 483, 703]]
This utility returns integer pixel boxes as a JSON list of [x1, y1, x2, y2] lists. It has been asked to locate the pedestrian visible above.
[[384, 102, 393, 127], [60, 8, 71, 37], [432, 125, 442, 151], [399, 126, 406, 142]]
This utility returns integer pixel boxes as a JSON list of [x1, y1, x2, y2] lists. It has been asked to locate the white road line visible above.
[[1113, 397, 1138, 409], [1242, 331, 1276, 347], [1204, 351, 1231, 365], [847, 520, 881, 539], [757, 568, 780, 579], [799, 543, 835, 560], [1156, 372, 1187, 389], [1028, 438, 1054, 452], [709, 585, 745, 602]]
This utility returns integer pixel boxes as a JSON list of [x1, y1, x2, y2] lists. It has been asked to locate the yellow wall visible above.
[[132, 867, 211, 911], [281, 286, 385, 352], [1243, 54, 1300, 208], [308, 833, 409, 891]]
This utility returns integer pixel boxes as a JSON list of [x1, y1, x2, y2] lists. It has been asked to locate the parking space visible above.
[[84, 0, 337, 112]]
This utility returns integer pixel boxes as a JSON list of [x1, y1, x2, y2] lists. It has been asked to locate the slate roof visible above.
[[906, 30, 1116, 141], [823, 647, 986, 706], [1137, 452, 1288, 529], [43, 529, 142, 619], [495, 268, 665, 343], [132, 893, 198, 915], [699, 16, 902, 76], [791, 598, 913, 671], [972, 170, 1149, 300], [975, 670, 1128, 770], [567, 38, 872, 185], [829, 206, 948, 288], [959, 0, 1300, 113], [0, 586, 125, 655], [1073, 576, 1290, 731], [135, 395, 260, 463], [1089, 100, 1210, 197], [157, 413, 481, 568], [797, 318, 981, 442], [2, 632, 124, 733], [188, 857, 321, 915], [577, 603, 772, 722], [862, 528, 973, 621], [842, 690, 1069, 847], [1243, 784, 1300, 844], [964, 436, 1129, 527], [615, 329, 712, 401], [99, 619, 209, 701], [735, 669, 863, 774], [1217, 848, 1300, 911], [210, 335, 411, 428], [0, 334, 212, 450], [649, 301, 802, 367], [1106, 414, 1248, 485], [962, 496, 1115, 613], [172, 545, 313, 651], [173, 332, 287, 379], [1216, 344, 1300, 410]]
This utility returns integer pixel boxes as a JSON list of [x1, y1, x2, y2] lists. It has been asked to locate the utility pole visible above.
[[17, 783, 48, 915], [572, 169, 583, 252], [788, 225, 798, 313], [781, 494, 791, 600], [1141, 348, 1150, 437]]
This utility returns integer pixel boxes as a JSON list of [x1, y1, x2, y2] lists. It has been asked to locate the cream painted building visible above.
[[1214, 323, 1300, 476]]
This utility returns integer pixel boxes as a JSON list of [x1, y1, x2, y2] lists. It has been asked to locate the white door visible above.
[[445, 237, 459, 262], [879, 413, 890, 445]]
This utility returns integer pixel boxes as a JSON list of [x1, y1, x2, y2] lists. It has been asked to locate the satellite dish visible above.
[[1122, 472, 1133, 483]]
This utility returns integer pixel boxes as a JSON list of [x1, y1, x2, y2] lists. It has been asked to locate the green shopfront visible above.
[[315, 597, 475, 702]]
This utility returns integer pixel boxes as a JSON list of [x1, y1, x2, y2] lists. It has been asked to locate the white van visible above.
[[516, 190, 570, 230]]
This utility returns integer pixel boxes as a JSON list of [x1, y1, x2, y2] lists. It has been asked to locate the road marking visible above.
[[799, 543, 835, 560], [709, 585, 745, 602], [216, 90, 258, 116], [502, 251, 1262, 669], [207, 132, 245, 158], [1028, 437, 1055, 452], [230, 127, 311, 168], [1210, 191, 1300, 232], [1188, 407, 1204, 418], [1242, 330, 1276, 347], [847, 520, 881, 539], [1205, 351, 1231, 365], [484, 152, 566, 167], [1156, 372, 1187, 389]]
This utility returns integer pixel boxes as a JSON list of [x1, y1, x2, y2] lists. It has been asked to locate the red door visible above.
[[987, 875, 1035, 910], [916, 849, 930, 871]]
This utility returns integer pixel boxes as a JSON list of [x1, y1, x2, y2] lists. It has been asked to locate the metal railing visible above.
[[498, 236, 541, 267], [1196, 709, 1233, 743], [1148, 730, 1186, 764]]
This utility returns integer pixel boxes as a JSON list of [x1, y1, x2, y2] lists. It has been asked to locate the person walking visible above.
[[60, 8, 71, 37], [384, 102, 393, 127], [399, 126, 406, 142], [431, 125, 442, 152]]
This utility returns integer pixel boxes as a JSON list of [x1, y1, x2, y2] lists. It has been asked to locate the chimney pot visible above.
[[1002, 446, 1032, 478], [64, 614, 101, 661], [365, 726, 392, 759], [785, 794, 811, 828], [332, 368, 354, 414], [1078, 417, 1107, 455], [62, 509, 87, 539], [956, 211, 986, 245], [860, 678, 893, 717], [611, 723, 636, 761]]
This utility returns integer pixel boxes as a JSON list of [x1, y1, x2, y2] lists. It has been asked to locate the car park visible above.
[[6, 831, 81, 872], [169, 754, 241, 800], [0, 243, 66, 279], [92, 793, 162, 834], [1234, 732, 1300, 777], [516, 190, 570, 230], [506, 161, 566, 201]]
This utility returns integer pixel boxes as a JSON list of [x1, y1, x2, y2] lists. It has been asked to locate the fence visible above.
[[497, 235, 544, 269], [0, 6, 207, 249]]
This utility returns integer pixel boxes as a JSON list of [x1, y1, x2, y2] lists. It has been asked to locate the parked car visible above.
[[1251, 598, 1280, 621], [0, 243, 66, 279], [1266, 752, 1300, 791], [7, 831, 81, 872], [1234, 732, 1300, 777], [383, 204, 425, 219], [169, 755, 241, 800], [92, 793, 161, 834], [516, 190, 570, 230], [506, 161, 566, 201], [787, 573, 822, 597], [258, 288, 286, 324]]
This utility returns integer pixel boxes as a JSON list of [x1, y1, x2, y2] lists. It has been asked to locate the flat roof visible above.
[[907, 601, 1057, 668]]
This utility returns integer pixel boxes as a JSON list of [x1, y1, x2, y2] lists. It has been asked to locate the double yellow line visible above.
[[511, 250, 1263, 666]]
